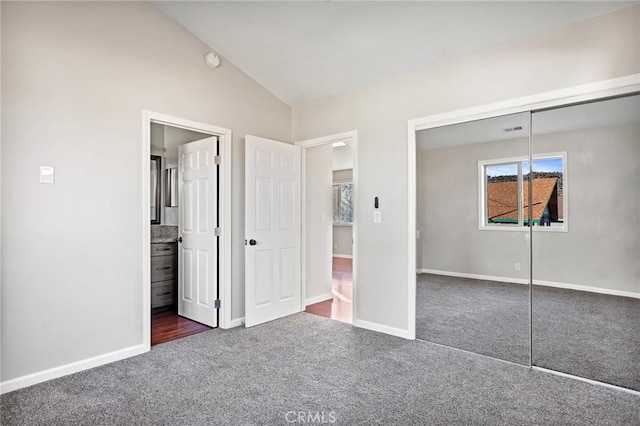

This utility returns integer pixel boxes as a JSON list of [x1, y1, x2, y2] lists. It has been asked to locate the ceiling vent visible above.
[[503, 126, 523, 133]]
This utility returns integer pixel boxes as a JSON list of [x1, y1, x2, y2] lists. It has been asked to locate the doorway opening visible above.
[[143, 111, 232, 349], [242, 131, 358, 328], [296, 132, 357, 325], [305, 257, 353, 323]]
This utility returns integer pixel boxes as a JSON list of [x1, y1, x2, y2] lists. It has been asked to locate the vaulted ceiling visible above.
[[154, 1, 636, 105]]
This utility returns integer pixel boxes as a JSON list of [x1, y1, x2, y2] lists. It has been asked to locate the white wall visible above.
[[160, 125, 212, 226], [292, 7, 640, 335], [150, 122, 165, 155], [304, 145, 333, 303], [333, 169, 352, 182], [418, 123, 640, 295], [532, 124, 639, 294], [332, 145, 353, 171], [149, 123, 210, 164], [333, 227, 353, 257], [163, 125, 211, 165], [0, 2, 3, 379], [1, 2, 290, 383]]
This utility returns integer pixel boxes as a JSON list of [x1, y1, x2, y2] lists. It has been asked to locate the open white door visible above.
[[245, 135, 302, 327], [178, 136, 219, 327]]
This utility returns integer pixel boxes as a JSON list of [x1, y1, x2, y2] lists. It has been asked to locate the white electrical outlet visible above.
[[515, 262, 521, 271], [373, 211, 382, 223], [39, 166, 55, 184]]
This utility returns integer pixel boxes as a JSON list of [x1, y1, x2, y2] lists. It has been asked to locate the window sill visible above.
[[333, 223, 353, 227], [478, 225, 567, 233]]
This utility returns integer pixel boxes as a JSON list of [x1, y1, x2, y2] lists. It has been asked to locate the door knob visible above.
[[177, 236, 183, 243], [249, 239, 257, 246]]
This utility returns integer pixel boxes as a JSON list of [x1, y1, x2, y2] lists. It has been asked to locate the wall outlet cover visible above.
[[373, 211, 382, 223], [39, 166, 55, 184]]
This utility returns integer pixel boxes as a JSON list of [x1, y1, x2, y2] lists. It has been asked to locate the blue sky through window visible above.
[[528, 157, 563, 173], [487, 158, 563, 177], [486, 164, 518, 177]]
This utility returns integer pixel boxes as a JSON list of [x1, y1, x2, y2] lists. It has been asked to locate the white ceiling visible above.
[[153, 1, 636, 105], [416, 94, 640, 150]]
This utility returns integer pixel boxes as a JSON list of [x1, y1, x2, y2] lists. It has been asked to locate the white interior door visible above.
[[178, 136, 219, 327], [245, 135, 302, 327]]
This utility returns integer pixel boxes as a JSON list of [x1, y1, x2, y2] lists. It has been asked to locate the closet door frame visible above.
[[406, 74, 640, 342]]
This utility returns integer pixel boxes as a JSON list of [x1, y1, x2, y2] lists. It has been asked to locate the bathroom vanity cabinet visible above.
[[150, 242, 177, 309]]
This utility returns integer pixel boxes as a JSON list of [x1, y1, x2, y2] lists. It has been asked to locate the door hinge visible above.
[[214, 155, 221, 165], [214, 299, 221, 309], [214, 227, 221, 237]]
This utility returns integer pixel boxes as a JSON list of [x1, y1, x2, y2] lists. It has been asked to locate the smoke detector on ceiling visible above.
[[205, 52, 220, 68]]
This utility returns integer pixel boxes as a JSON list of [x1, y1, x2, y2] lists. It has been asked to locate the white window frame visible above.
[[478, 151, 567, 232]]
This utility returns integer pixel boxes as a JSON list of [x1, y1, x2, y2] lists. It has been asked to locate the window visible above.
[[333, 182, 354, 225], [479, 153, 566, 230]]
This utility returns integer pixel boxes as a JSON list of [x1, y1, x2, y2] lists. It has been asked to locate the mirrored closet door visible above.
[[531, 94, 640, 391], [416, 112, 532, 365], [416, 93, 639, 389]]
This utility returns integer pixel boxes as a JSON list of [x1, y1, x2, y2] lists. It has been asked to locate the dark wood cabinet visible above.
[[151, 242, 177, 309]]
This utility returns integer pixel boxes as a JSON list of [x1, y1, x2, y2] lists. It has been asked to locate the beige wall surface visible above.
[[333, 226, 353, 257], [304, 144, 333, 302], [1, 1, 290, 381], [531, 124, 639, 293], [292, 7, 640, 332], [418, 123, 640, 294]]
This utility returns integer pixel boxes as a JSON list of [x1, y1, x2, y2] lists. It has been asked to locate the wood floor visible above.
[[153, 257, 352, 344], [305, 257, 353, 323], [151, 310, 212, 346]]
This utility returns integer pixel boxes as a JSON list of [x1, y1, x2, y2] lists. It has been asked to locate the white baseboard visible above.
[[228, 317, 245, 328], [332, 254, 352, 259], [533, 279, 640, 299], [0, 343, 147, 395], [533, 366, 640, 397], [305, 292, 333, 306], [418, 269, 528, 285], [418, 269, 640, 299], [353, 319, 414, 340]]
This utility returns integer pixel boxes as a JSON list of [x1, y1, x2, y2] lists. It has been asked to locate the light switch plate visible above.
[[373, 211, 382, 223], [40, 166, 55, 184]]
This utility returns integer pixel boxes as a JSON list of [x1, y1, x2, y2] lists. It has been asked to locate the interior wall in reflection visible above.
[[531, 95, 640, 391], [415, 112, 531, 365], [418, 119, 639, 296], [417, 136, 530, 280]]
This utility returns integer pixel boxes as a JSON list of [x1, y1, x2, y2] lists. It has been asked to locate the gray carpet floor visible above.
[[2, 313, 639, 425], [416, 274, 530, 365], [416, 273, 640, 391], [532, 285, 640, 391]]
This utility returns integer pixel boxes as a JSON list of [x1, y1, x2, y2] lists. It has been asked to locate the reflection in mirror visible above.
[[165, 167, 178, 207], [531, 94, 640, 391], [150, 155, 161, 224], [415, 112, 531, 365]]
